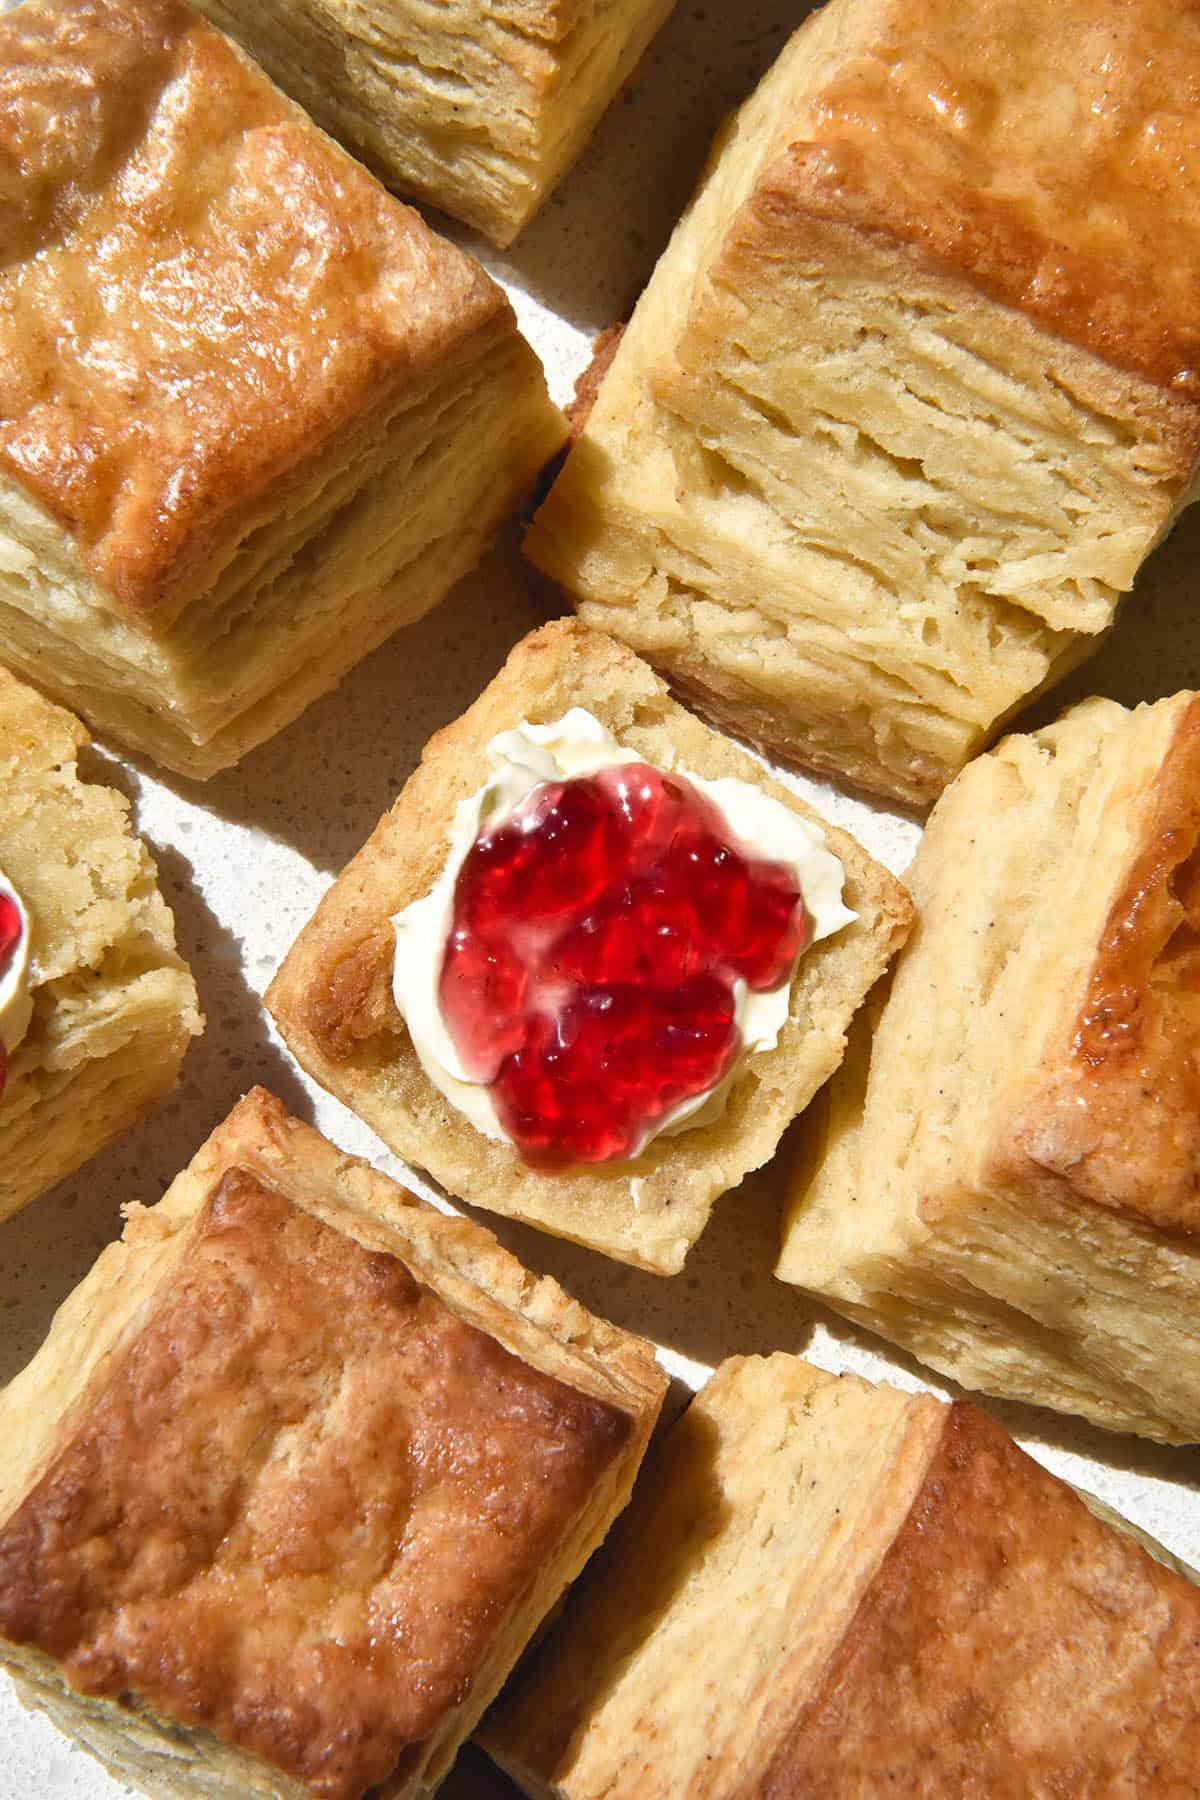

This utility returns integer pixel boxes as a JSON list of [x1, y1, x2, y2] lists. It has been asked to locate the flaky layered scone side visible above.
[[527, 0, 1200, 806], [482, 1356, 1200, 1797], [0, 1088, 666, 1800], [0, 669, 200, 1223], [266, 620, 912, 1274], [0, 0, 566, 779], [189, 0, 677, 246], [781, 690, 1200, 1443]]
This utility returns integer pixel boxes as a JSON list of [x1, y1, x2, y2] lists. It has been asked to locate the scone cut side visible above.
[[0, 667, 200, 1224], [266, 619, 913, 1275], [526, 0, 1200, 806], [188, 0, 678, 246], [0, 0, 566, 777], [0, 1088, 666, 1800], [780, 689, 1200, 1444], [482, 1356, 1200, 1798]]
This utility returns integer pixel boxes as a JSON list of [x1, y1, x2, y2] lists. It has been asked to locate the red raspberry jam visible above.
[[439, 764, 807, 1167], [0, 889, 24, 1100]]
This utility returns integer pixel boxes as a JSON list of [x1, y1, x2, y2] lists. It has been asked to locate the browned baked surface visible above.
[[998, 694, 1200, 1237], [765, 0, 1200, 398], [0, 1090, 664, 1794], [0, 0, 503, 617], [484, 1361, 1200, 1795], [764, 1401, 1200, 1793], [0, 1163, 631, 1800]]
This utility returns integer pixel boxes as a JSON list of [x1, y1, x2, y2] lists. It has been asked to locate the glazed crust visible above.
[[266, 620, 912, 1274], [0, 0, 506, 618], [768, 0, 1200, 398], [779, 689, 1200, 1443], [0, 1089, 666, 1800]]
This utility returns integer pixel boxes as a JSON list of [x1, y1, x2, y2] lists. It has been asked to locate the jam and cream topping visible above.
[[0, 868, 32, 1099], [392, 712, 855, 1166]]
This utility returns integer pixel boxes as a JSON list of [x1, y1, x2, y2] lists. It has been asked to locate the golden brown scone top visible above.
[[765, 1402, 1200, 1793], [768, 0, 1200, 393], [0, 0, 504, 618], [0, 1168, 631, 1800]]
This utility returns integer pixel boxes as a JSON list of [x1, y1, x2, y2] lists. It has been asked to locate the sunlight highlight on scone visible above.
[[527, 0, 1200, 805]]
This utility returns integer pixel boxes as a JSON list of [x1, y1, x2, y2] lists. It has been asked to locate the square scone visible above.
[[266, 620, 912, 1274], [189, 0, 677, 246], [781, 690, 1200, 1444], [0, 0, 566, 779], [526, 0, 1200, 807], [0, 666, 200, 1224], [482, 1356, 1200, 1797], [0, 1087, 666, 1800]]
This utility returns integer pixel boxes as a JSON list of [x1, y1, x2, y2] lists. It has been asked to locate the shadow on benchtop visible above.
[[1014, 497, 1200, 735], [449, 1127, 821, 1375], [0, 839, 311, 1387], [124, 523, 559, 878], [473, 1, 820, 340]]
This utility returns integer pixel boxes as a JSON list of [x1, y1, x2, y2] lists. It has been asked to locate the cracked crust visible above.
[[0, 1088, 666, 1800], [266, 620, 912, 1274]]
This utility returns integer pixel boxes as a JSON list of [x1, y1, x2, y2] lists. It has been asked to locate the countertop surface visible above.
[[3, 3, 1200, 1796]]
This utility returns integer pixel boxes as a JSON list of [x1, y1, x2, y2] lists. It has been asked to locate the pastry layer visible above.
[[0, 0, 565, 774], [266, 620, 912, 1274], [527, 0, 1200, 805], [189, 0, 677, 245], [780, 690, 1200, 1442], [0, 330, 563, 775], [0, 1089, 666, 1799], [483, 1358, 1200, 1797], [0, 667, 200, 1222]]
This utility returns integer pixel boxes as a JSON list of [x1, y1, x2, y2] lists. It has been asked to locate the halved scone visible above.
[[266, 620, 912, 1274], [483, 1356, 1200, 1796]]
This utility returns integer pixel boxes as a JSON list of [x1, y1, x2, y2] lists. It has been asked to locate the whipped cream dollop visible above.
[[392, 710, 855, 1158], [0, 866, 32, 1065]]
